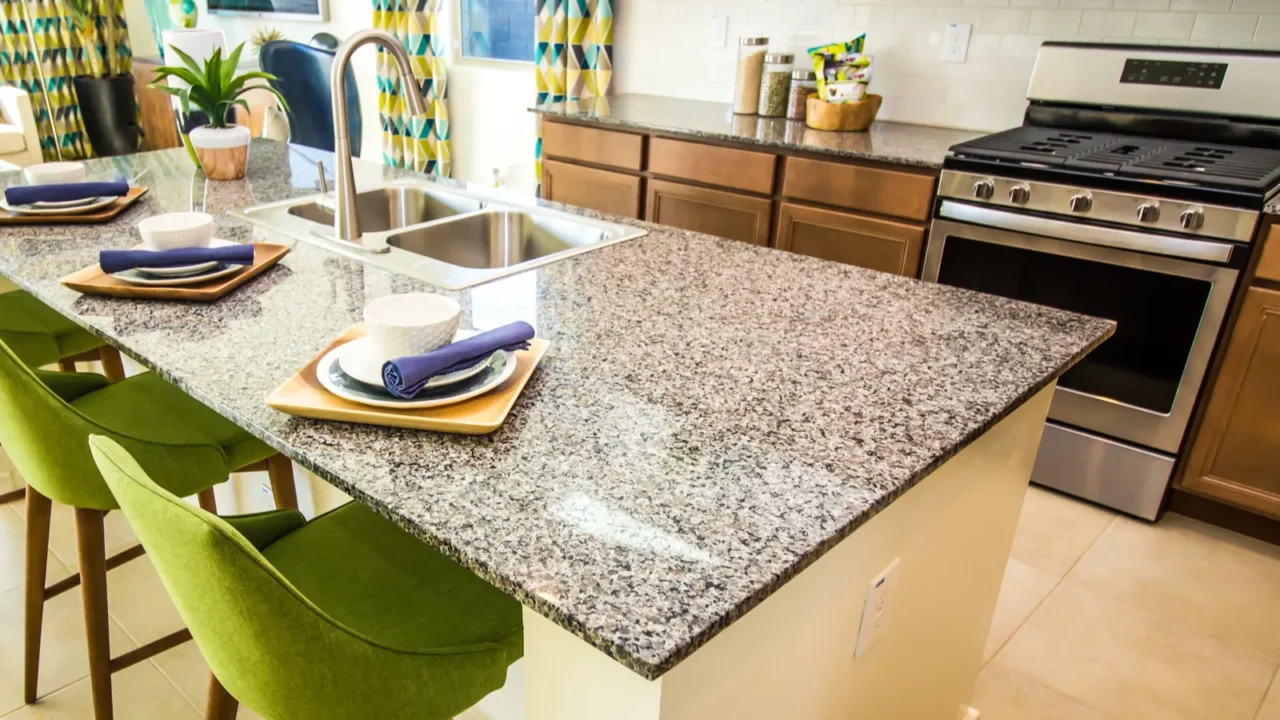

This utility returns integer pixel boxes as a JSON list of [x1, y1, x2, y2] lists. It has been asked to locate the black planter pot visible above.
[[74, 74, 142, 157]]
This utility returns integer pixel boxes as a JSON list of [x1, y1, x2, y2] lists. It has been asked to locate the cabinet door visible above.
[[774, 202, 925, 276], [1180, 286, 1280, 518], [645, 179, 772, 246], [541, 159, 642, 218]]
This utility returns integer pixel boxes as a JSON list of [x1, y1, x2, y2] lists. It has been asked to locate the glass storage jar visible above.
[[733, 37, 769, 115], [757, 53, 794, 118], [787, 70, 818, 120]]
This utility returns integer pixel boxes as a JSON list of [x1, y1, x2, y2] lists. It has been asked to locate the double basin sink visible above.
[[233, 182, 647, 289]]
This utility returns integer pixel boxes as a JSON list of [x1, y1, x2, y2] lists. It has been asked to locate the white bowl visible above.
[[23, 161, 86, 186], [138, 212, 215, 251], [363, 293, 461, 360]]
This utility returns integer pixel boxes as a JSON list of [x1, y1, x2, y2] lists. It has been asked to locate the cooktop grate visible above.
[[950, 126, 1280, 190]]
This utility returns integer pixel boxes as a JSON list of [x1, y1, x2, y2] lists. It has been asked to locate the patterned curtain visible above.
[[0, 0, 131, 160], [374, 0, 450, 176], [534, 0, 612, 189]]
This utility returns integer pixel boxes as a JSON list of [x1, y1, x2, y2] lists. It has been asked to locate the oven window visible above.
[[937, 236, 1212, 414]]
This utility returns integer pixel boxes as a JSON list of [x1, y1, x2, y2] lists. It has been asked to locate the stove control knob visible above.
[[1069, 193, 1093, 213], [972, 179, 995, 200], [1137, 202, 1161, 223], [1180, 208, 1205, 231], [1008, 184, 1031, 205]]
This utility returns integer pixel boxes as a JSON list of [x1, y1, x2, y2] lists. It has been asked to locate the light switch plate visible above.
[[709, 14, 727, 49], [942, 23, 972, 64], [855, 557, 900, 659]]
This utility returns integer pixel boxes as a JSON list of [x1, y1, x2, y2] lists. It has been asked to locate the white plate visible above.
[[0, 194, 120, 215], [335, 331, 492, 389], [135, 239, 238, 277], [111, 263, 246, 287], [32, 196, 101, 209], [317, 344, 517, 410]]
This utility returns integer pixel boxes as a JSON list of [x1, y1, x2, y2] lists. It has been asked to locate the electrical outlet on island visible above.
[[854, 557, 900, 659]]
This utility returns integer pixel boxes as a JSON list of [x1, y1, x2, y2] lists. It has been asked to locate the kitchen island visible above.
[[0, 142, 1112, 719]]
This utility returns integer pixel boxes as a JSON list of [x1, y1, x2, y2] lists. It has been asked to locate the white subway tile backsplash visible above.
[[613, 0, 1279, 133], [1029, 9, 1085, 34], [1080, 10, 1138, 35], [1191, 13, 1259, 42], [1133, 11, 1196, 37], [1255, 15, 1280, 44]]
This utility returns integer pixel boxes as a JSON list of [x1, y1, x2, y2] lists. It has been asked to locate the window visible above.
[[460, 0, 536, 63]]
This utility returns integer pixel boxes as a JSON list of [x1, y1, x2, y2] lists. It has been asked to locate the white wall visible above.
[[123, 0, 381, 160], [615, 0, 1280, 133]]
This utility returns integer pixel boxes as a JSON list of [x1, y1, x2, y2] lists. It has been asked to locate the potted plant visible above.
[[64, 0, 141, 156], [148, 42, 288, 180]]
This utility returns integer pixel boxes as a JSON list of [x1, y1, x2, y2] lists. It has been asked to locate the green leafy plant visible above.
[[148, 42, 289, 129]]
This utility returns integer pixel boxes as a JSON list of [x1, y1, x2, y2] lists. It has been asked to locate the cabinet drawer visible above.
[[648, 137, 775, 195], [541, 160, 642, 218], [774, 202, 924, 276], [645, 179, 771, 245], [541, 121, 644, 171], [782, 156, 936, 222], [1257, 225, 1280, 283]]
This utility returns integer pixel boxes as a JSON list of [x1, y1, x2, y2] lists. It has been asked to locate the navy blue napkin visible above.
[[99, 245, 256, 274], [381, 321, 534, 399], [5, 181, 129, 206]]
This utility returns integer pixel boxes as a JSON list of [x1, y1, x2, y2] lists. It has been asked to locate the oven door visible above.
[[924, 201, 1239, 455]]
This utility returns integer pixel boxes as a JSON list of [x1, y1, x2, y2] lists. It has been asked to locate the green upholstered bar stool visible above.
[[89, 435, 524, 720], [0, 289, 126, 504], [0, 339, 299, 720]]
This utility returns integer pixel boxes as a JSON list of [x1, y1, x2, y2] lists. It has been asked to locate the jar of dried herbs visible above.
[[787, 70, 818, 120], [757, 53, 794, 118]]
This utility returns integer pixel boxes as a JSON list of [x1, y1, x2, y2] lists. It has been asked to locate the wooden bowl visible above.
[[806, 94, 883, 132]]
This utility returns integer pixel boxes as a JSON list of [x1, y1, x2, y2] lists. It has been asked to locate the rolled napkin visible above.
[[382, 321, 535, 399], [5, 181, 129, 207], [99, 244, 256, 274]]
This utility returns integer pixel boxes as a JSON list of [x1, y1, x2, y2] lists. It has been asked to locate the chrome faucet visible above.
[[330, 30, 429, 244]]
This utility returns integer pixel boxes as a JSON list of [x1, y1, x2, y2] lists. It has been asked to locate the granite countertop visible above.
[[531, 93, 984, 168], [0, 141, 1112, 679]]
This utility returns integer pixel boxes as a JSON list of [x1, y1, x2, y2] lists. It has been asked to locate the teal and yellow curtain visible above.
[[374, 0, 450, 176], [534, 0, 612, 186], [0, 0, 132, 160]]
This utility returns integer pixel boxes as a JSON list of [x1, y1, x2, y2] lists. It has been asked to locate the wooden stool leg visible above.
[[97, 347, 126, 383], [24, 488, 52, 704], [197, 488, 218, 513], [75, 508, 114, 720], [205, 673, 239, 720], [266, 454, 297, 510], [56, 359, 76, 373]]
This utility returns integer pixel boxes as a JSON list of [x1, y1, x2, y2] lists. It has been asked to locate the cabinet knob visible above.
[[1180, 208, 1205, 230], [973, 179, 995, 200], [1137, 202, 1161, 223], [1069, 193, 1092, 213], [1008, 184, 1031, 205]]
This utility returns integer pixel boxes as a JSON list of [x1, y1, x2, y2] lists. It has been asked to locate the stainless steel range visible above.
[[924, 42, 1280, 520]]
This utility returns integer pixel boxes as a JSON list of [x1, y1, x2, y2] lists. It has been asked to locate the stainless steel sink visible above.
[[287, 185, 481, 233], [386, 211, 608, 269], [233, 181, 647, 290]]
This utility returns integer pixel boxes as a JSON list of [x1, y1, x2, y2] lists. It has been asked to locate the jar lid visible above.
[[791, 69, 817, 80], [765, 53, 795, 63], [740, 37, 768, 46]]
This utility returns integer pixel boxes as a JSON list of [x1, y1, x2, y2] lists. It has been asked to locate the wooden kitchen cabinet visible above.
[[1180, 286, 1280, 519], [645, 179, 772, 246], [774, 202, 925, 275], [541, 159, 642, 218]]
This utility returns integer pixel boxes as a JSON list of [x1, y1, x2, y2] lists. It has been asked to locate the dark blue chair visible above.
[[258, 40, 361, 156]]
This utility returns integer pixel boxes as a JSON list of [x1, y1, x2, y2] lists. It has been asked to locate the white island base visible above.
[[515, 384, 1055, 720]]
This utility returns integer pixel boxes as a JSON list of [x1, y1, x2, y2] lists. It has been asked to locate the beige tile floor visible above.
[[3, 451, 1280, 719]]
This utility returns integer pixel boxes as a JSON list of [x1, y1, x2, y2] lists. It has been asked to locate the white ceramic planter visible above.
[[189, 125, 251, 180]]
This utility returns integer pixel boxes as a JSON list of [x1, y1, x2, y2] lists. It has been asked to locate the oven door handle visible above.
[[937, 200, 1235, 263]]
